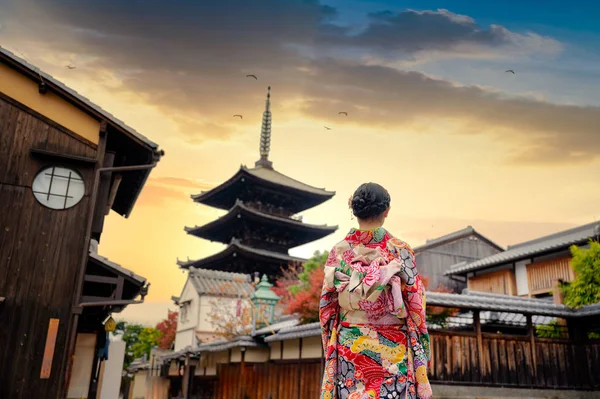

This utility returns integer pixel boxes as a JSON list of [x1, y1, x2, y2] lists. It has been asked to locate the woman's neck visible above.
[[357, 219, 384, 231]]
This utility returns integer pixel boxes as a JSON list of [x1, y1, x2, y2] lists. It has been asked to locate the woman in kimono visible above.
[[319, 182, 432, 399]]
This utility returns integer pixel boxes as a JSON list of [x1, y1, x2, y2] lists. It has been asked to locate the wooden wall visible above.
[[214, 361, 322, 399], [527, 256, 574, 296], [415, 236, 502, 292], [468, 269, 517, 295], [429, 332, 600, 389], [205, 332, 600, 398], [0, 95, 99, 398]]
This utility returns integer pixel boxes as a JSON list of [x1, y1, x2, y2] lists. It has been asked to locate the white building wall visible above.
[[174, 329, 196, 352], [99, 340, 126, 399], [515, 259, 531, 296], [174, 278, 200, 351]]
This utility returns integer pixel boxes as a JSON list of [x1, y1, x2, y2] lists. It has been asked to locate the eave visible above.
[[177, 239, 305, 274], [190, 166, 335, 213], [184, 200, 337, 247]]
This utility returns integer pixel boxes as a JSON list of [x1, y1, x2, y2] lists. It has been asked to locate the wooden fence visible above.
[[201, 333, 600, 399]]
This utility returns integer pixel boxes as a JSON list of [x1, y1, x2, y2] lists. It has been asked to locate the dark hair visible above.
[[350, 182, 391, 220]]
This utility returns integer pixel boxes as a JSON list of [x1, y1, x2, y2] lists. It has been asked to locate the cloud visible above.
[[299, 59, 600, 164], [4, 1, 596, 164], [321, 9, 562, 58], [136, 176, 214, 207]]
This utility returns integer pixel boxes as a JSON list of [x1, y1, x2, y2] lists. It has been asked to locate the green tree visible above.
[[561, 240, 600, 308], [113, 321, 162, 368], [288, 250, 328, 295]]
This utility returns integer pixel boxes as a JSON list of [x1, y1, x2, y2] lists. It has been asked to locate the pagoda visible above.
[[178, 87, 337, 276]]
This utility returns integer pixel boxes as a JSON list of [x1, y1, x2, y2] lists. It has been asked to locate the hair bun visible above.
[[350, 183, 391, 220]]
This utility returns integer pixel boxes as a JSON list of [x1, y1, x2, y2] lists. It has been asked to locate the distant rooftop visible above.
[[445, 221, 600, 276], [187, 267, 254, 298], [413, 225, 503, 253]]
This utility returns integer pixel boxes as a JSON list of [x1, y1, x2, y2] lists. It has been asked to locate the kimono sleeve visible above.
[[319, 247, 340, 352], [399, 245, 431, 361]]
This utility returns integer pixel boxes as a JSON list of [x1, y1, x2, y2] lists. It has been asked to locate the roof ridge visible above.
[[507, 221, 600, 250], [414, 225, 503, 252], [190, 267, 251, 281]]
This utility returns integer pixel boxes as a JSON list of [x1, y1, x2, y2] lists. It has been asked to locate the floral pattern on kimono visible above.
[[319, 227, 432, 399]]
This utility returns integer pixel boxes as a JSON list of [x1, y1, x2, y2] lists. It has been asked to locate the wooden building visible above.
[[178, 86, 337, 277], [0, 47, 162, 398], [444, 221, 600, 298], [413, 226, 503, 292]]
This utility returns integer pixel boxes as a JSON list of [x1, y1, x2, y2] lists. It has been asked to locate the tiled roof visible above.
[[185, 200, 338, 236], [0, 46, 158, 150], [253, 316, 300, 336], [413, 226, 504, 252], [191, 336, 262, 354], [264, 322, 321, 342], [187, 267, 254, 297], [445, 221, 600, 276], [177, 239, 305, 269], [89, 240, 146, 284], [243, 165, 335, 196]]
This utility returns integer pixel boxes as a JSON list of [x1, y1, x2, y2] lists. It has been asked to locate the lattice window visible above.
[[32, 166, 85, 210]]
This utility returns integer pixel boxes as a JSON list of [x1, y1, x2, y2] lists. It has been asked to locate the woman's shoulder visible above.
[[385, 233, 415, 256]]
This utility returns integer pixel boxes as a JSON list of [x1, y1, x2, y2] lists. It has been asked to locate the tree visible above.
[[156, 310, 178, 350], [561, 240, 600, 308], [204, 297, 253, 340], [113, 321, 161, 368], [282, 251, 328, 323]]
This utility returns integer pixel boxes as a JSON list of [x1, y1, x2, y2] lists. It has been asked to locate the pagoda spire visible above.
[[255, 86, 273, 169]]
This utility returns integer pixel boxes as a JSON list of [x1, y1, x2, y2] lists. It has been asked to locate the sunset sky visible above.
[[1, 0, 600, 325]]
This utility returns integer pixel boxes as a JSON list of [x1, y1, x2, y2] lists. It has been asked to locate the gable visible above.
[[0, 62, 100, 145]]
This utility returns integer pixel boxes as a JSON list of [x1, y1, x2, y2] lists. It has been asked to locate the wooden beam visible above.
[[84, 275, 119, 284], [105, 174, 122, 215], [40, 318, 60, 379], [80, 295, 114, 303], [527, 314, 537, 376], [474, 310, 484, 382], [114, 276, 124, 300], [30, 148, 98, 165]]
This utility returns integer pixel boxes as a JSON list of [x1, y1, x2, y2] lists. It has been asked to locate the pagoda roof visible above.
[[191, 165, 335, 213], [184, 200, 337, 247], [177, 239, 305, 275]]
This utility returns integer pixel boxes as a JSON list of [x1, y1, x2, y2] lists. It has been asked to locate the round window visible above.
[[32, 166, 85, 210]]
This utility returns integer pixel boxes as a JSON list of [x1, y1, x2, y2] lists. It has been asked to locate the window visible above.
[[180, 300, 191, 323], [32, 166, 85, 210]]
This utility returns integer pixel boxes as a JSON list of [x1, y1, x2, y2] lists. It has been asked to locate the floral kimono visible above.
[[319, 227, 432, 399]]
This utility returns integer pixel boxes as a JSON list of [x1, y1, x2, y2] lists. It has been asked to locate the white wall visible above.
[[515, 259, 531, 296], [174, 329, 196, 352], [176, 279, 199, 333], [67, 333, 97, 399], [131, 370, 147, 399], [174, 278, 200, 351], [99, 340, 126, 399]]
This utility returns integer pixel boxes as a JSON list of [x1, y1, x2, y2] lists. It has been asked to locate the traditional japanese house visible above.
[[444, 221, 600, 298], [0, 47, 162, 399], [413, 226, 504, 292], [178, 87, 337, 277]]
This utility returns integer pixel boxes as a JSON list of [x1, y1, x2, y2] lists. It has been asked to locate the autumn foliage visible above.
[[156, 310, 178, 350]]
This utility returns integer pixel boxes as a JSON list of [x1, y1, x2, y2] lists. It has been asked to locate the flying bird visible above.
[[505, 69, 515, 74], [246, 74, 258, 80], [324, 126, 332, 130], [233, 114, 243, 119], [338, 112, 348, 116], [66, 65, 76, 70]]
